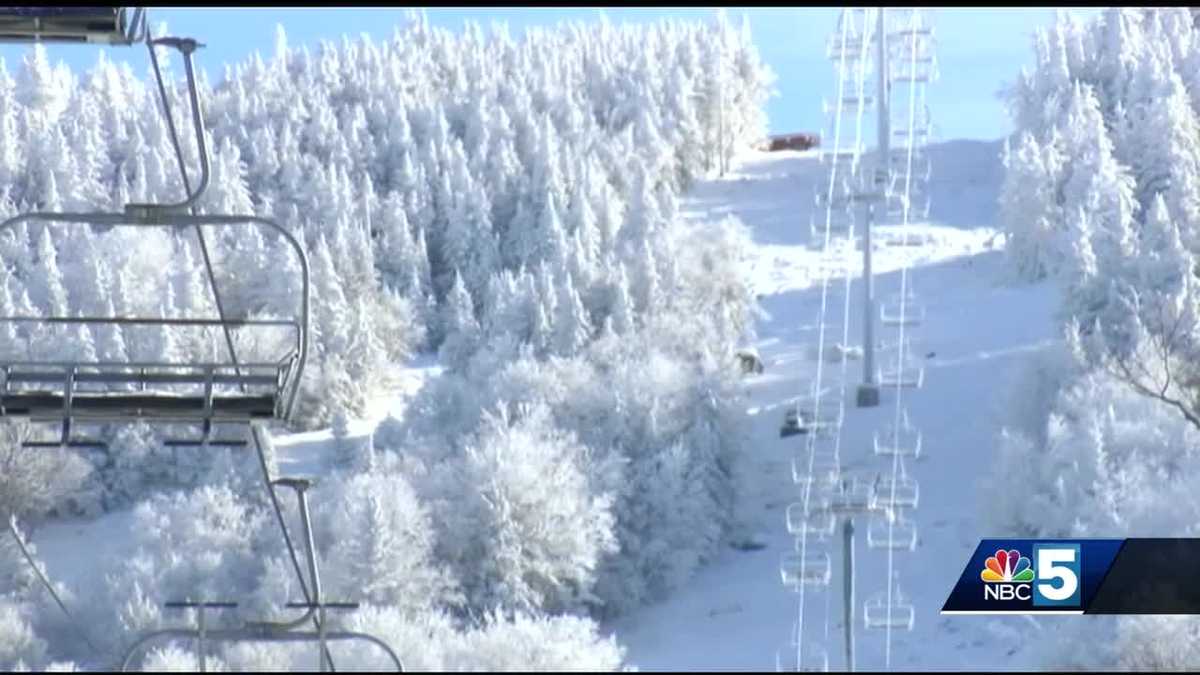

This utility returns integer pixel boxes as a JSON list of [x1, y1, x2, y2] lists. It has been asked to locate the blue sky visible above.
[[0, 7, 1102, 141]]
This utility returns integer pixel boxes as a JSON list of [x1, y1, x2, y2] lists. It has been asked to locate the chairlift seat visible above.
[[880, 300, 926, 326], [776, 643, 830, 673], [824, 474, 879, 514], [780, 551, 832, 589], [787, 503, 837, 540], [822, 96, 874, 116], [0, 7, 136, 44], [866, 513, 918, 551], [863, 590, 915, 631], [878, 364, 925, 389], [792, 447, 841, 488], [0, 361, 288, 423], [3, 391, 278, 420], [873, 423, 922, 458], [873, 474, 920, 510], [810, 210, 855, 240], [0, 356, 297, 449]]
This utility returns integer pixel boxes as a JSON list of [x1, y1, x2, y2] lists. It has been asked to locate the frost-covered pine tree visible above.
[[438, 270, 480, 373]]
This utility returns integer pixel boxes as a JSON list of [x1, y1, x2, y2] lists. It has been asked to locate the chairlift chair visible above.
[[873, 423, 922, 458], [787, 502, 837, 541], [863, 585, 916, 631], [809, 208, 855, 241], [866, 511, 918, 551], [887, 159, 932, 189], [878, 362, 925, 389], [0, 7, 310, 449], [819, 147, 865, 168], [826, 36, 871, 62], [780, 550, 833, 589], [784, 394, 844, 439], [3, 9, 398, 673], [0, 7, 144, 44], [823, 472, 879, 515], [872, 473, 919, 510], [121, 478, 403, 673], [776, 641, 830, 673], [889, 56, 939, 84], [791, 445, 841, 489], [821, 95, 874, 116], [887, 25, 935, 43], [888, 148, 929, 170], [879, 295, 926, 327]]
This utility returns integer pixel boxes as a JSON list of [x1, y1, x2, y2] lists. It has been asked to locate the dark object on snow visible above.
[[762, 132, 820, 152], [731, 538, 768, 552], [780, 408, 807, 438], [736, 349, 765, 375], [925, 351, 936, 359]]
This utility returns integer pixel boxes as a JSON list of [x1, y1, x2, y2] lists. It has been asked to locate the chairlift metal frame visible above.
[[0, 8, 390, 673], [865, 511, 917, 552], [0, 8, 310, 448], [877, 363, 925, 389], [862, 586, 915, 632], [879, 298, 926, 327], [872, 473, 919, 510], [780, 550, 833, 589], [872, 423, 922, 458], [787, 502, 838, 541], [776, 641, 830, 673], [791, 445, 841, 488], [120, 478, 404, 672], [0, 7, 146, 44]]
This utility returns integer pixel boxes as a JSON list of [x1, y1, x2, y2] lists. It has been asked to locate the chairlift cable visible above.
[[6, 514, 101, 655], [882, 9, 930, 668]]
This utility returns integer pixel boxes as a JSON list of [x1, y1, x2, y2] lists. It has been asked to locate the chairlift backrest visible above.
[[0, 211, 311, 432], [0, 7, 143, 44]]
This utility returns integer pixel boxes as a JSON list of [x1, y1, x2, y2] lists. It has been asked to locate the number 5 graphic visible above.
[[1033, 543, 1081, 606]]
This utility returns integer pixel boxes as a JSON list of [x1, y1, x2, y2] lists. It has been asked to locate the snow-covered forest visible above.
[[993, 7, 1200, 669], [13, 5, 1200, 671], [0, 10, 774, 670]]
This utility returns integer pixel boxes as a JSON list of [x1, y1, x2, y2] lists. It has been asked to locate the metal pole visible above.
[[294, 487, 327, 673], [843, 517, 856, 672], [857, 7, 885, 408]]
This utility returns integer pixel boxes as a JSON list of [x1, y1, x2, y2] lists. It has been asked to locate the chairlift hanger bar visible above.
[[119, 627, 404, 672]]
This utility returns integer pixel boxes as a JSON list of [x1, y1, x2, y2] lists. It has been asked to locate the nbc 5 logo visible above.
[[1032, 543, 1081, 607], [981, 544, 1081, 606]]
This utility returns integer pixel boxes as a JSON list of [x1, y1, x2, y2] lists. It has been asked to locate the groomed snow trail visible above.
[[608, 143, 1060, 671]]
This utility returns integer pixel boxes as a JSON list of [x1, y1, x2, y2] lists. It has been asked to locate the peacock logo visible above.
[[981, 548, 1034, 583]]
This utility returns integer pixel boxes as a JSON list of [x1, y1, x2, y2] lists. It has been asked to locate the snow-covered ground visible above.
[[606, 141, 1061, 670]]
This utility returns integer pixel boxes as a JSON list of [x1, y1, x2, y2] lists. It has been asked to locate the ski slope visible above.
[[607, 141, 1061, 671]]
